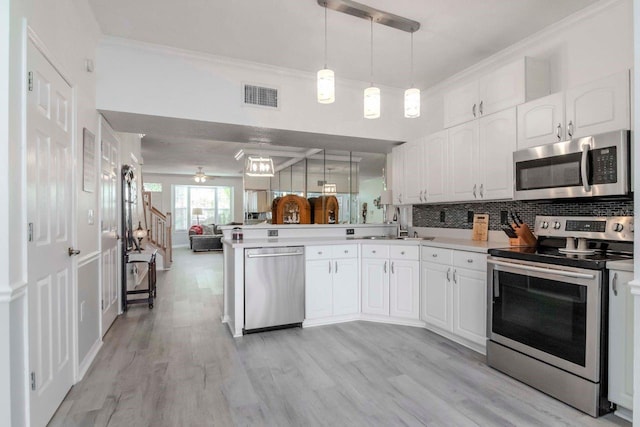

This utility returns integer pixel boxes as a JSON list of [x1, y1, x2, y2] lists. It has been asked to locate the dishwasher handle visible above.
[[246, 251, 304, 258]]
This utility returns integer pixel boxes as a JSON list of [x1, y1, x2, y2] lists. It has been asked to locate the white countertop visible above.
[[607, 259, 634, 272], [223, 236, 510, 253]]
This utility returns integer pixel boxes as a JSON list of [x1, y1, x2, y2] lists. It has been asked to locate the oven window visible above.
[[516, 152, 582, 190], [492, 271, 586, 366]]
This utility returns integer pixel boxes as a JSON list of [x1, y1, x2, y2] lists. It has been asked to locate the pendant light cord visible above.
[[324, 3, 328, 68], [410, 31, 414, 87], [370, 17, 374, 85]]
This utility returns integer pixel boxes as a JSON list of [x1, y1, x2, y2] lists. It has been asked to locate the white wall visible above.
[[4, 0, 102, 425], [143, 172, 244, 247], [95, 37, 423, 143]]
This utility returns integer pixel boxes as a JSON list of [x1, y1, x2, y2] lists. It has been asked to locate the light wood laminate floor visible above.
[[50, 248, 631, 427]]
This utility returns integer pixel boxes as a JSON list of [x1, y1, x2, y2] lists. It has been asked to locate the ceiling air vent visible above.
[[243, 84, 279, 109]]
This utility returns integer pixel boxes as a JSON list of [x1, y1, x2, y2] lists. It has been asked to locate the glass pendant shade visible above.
[[364, 86, 381, 119], [404, 87, 421, 118], [245, 156, 275, 177], [317, 69, 335, 104]]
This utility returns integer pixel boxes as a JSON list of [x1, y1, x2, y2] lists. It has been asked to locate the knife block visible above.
[[509, 223, 537, 247]]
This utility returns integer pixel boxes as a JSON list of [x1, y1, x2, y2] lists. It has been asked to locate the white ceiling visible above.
[[90, 0, 599, 177]]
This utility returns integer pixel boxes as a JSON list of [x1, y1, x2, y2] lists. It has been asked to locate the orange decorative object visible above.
[[309, 196, 339, 224], [271, 195, 311, 224]]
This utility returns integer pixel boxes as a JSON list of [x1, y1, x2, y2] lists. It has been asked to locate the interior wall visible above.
[[142, 172, 244, 247], [5, 0, 102, 425], [95, 37, 423, 143], [359, 177, 385, 224]]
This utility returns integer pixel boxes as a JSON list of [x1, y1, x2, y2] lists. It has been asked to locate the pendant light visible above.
[[317, 2, 335, 104], [245, 156, 275, 177], [404, 30, 420, 118], [364, 17, 380, 119], [193, 167, 207, 183]]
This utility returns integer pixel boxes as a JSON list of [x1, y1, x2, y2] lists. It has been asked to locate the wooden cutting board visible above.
[[472, 214, 489, 241]]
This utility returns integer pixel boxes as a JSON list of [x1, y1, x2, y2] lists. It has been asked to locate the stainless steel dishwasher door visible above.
[[244, 246, 305, 332]]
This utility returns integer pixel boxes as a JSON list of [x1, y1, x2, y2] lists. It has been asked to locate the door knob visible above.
[[68, 247, 81, 256]]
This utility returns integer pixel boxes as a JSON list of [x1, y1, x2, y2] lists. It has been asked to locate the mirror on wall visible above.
[[243, 150, 387, 224]]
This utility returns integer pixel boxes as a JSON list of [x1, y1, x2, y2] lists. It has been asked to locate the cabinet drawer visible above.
[[361, 244, 390, 259], [453, 251, 487, 271], [389, 245, 419, 260], [421, 246, 453, 264], [332, 244, 358, 259], [306, 245, 333, 260]]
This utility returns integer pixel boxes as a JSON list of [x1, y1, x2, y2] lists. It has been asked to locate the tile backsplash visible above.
[[412, 199, 634, 231]]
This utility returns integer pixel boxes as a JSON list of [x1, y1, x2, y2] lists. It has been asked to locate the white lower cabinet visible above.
[[362, 244, 420, 320], [421, 246, 487, 348], [305, 245, 358, 320], [608, 269, 634, 414]]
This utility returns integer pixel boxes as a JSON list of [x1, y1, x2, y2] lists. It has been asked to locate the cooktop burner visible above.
[[489, 245, 632, 270]]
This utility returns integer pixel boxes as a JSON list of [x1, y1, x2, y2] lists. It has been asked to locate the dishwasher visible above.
[[244, 246, 305, 333]]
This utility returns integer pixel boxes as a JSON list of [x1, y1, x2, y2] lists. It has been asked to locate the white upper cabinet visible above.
[[444, 57, 549, 128], [517, 92, 565, 149], [423, 130, 448, 203], [565, 70, 630, 139], [402, 139, 424, 205], [478, 108, 517, 200], [448, 121, 479, 201], [517, 71, 630, 149]]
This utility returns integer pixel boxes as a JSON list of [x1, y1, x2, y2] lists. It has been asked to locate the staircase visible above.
[[142, 190, 173, 269]]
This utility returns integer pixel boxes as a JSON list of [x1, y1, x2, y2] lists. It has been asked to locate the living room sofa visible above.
[[189, 224, 223, 252]]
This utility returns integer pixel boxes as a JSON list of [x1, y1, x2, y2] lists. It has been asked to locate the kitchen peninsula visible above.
[[220, 223, 508, 354]]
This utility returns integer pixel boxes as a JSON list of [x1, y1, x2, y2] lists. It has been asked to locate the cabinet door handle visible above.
[[391, 262, 395, 274], [453, 269, 458, 284], [419, 190, 423, 202], [467, 259, 473, 263], [472, 103, 477, 117], [432, 253, 438, 258], [384, 261, 387, 273], [446, 267, 451, 282], [423, 189, 427, 203], [335, 261, 338, 274], [479, 184, 484, 198], [479, 100, 483, 115], [329, 261, 331, 274], [401, 251, 405, 255], [472, 184, 477, 198], [567, 120, 574, 138], [556, 123, 562, 140], [612, 272, 618, 296]]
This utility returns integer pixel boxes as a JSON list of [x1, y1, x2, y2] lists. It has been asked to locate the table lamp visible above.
[[192, 207, 203, 225], [380, 190, 393, 224], [133, 221, 147, 252]]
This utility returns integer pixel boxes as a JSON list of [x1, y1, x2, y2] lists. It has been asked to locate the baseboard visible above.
[[359, 314, 426, 329], [303, 314, 360, 328], [77, 339, 102, 381], [613, 406, 632, 422], [423, 324, 486, 355]]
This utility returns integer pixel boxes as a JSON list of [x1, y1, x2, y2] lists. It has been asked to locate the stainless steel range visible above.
[[487, 215, 633, 417]]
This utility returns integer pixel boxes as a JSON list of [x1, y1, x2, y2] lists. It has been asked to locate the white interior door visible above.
[[100, 119, 120, 334], [27, 42, 74, 427]]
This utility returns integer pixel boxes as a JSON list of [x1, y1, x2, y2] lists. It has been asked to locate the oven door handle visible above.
[[581, 141, 592, 193], [489, 259, 596, 280]]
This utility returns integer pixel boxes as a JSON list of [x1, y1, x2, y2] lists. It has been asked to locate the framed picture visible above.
[[83, 128, 96, 192]]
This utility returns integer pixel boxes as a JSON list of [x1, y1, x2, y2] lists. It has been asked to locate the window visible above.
[[173, 185, 233, 231], [143, 182, 162, 192]]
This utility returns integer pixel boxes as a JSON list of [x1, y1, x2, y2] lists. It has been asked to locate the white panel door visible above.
[[332, 258, 359, 316], [608, 270, 634, 410], [389, 260, 419, 320], [444, 80, 478, 128], [27, 43, 74, 427], [448, 122, 478, 201], [566, 70, 630, 139], [517, 92, 565, 149], [100, 119, 120, 334], [305, 259, 333, 319], [478, 108, 517, 200], [421, 262, 452, 331], [423, 130, 448, 203], [402, 139, 424, 204], [361, 259, 389, 316], [452, 267, 487, 346]]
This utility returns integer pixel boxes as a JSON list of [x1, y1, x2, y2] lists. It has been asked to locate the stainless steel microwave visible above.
[[513, 130, 630, 200]]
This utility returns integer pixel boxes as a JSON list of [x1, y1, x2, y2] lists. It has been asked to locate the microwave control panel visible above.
[[591, 146, 617, 184]]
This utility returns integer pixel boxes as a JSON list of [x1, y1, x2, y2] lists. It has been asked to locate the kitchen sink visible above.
[[360, 235, 435, 241]]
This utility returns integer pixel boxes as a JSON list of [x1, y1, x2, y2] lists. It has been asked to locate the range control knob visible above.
[[541, 221, 549, 229], [553, 222, 561, 230], [630, 222, 634, 233], [613, 223, 624, 232]]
